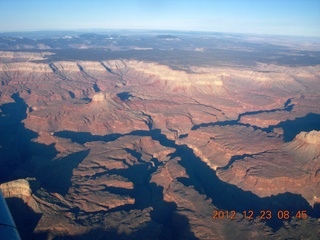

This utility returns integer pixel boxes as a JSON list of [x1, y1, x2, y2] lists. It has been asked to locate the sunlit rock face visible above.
[[0, 46, 320, 240], [0, 179, 31, 198], [91, 92, 106, 102], [296, 130, 320, 144]]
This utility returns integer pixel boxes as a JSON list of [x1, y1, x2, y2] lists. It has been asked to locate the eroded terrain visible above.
[[0, 33, 320, 239]]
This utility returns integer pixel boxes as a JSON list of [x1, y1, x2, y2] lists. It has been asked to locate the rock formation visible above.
[[0, 49, 320, 239], [0, 179, 31, 199]]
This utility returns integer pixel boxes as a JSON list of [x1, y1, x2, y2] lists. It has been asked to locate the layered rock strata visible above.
[[1, 55, 320, 239]]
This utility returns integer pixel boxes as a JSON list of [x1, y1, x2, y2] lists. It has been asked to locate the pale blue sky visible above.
[[0, 0, 319, 36]]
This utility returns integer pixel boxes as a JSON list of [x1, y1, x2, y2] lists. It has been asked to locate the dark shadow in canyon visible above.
[[269, 112, 320, 142], [54, 130, 121, 144], [191, 99, 294, 131], [0, 93, 37, 182], [218, 152, 268, 171], [54, 129, 151, 144], [0, 95, 43, 240], [191, 119, 249, 131], [93, 83, 100, 92], [34, 149, 90, 196], [6, 197, 42, 240], [107, 163, 153, 209], [117, 92, 133, 101], [0, 92, 84, 196]]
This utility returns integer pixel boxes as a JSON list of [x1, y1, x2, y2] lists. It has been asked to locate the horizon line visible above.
[[0, 28, 320, 39]]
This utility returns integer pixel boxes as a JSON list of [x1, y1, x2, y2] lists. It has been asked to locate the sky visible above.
[[0, 0, 319, 37]]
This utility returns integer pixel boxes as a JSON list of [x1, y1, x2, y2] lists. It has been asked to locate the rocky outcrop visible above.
[[295, 130, 320, 144], [91, 92, 106, 102], [0, 179, 41, 214], [0, 179, 31, 198]]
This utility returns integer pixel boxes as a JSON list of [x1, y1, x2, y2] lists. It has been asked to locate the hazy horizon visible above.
[[0, 0, 319, 37]]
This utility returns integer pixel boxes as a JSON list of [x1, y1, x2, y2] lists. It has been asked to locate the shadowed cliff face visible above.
[[6, 197, 42, 240], [272, 113, 320, 142], [0, 94, 37, 182], [1, 43, 320, 240], [34, 150, 90, 196]]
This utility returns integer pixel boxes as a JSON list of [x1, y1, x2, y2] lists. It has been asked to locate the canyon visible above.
[[0, 33, 320, 239]]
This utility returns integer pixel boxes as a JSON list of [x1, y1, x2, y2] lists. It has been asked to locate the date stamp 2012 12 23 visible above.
[[212, 210, 308, 220]]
